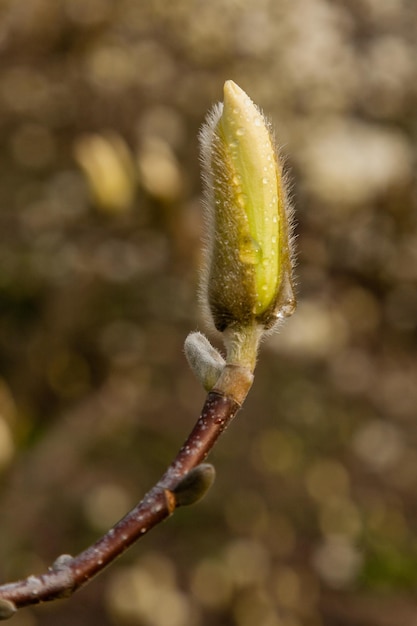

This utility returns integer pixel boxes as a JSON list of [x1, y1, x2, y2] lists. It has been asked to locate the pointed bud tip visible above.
[[223, 79, 244, 99]]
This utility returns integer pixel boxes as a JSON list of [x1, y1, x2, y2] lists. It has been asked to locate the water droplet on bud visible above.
[[239, 237, 262, 265]]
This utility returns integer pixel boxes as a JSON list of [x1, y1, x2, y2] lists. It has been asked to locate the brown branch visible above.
[[0, 388, 242, 620]]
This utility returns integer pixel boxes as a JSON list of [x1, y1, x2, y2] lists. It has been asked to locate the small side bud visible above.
[[184, 332, 225, 391], [199, 80, 296, 334], [0, 599, 17, 621], [51, 554, 74, 572], [172, 464, 215, 506]]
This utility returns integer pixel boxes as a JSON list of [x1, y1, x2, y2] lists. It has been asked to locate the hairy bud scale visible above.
[[199, 81, 295, 333]]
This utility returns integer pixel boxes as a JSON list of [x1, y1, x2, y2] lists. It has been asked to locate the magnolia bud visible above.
[[199, 81, 295, 333]]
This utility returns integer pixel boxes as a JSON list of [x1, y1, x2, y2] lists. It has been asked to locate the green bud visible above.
[[199, 81, 295, 333]]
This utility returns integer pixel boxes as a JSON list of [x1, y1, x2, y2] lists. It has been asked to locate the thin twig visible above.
[[0, 77, 297, 622], [0, 389, 241, 619]]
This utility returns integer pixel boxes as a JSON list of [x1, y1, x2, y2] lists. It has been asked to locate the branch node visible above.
[[163, 489, 177, 515]]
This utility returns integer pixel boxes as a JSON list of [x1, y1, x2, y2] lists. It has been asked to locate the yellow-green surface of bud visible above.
[[199, 80, 295, 333]]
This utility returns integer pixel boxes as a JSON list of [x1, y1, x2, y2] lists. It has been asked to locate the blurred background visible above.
[[0, 0, 416, 625]]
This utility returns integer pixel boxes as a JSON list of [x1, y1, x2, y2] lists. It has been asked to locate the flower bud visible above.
[[199, 81, 295, 333]]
